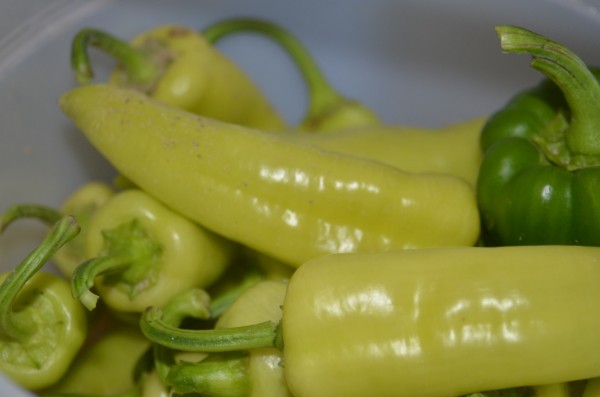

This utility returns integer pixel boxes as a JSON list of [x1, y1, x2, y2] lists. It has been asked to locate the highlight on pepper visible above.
[[3, 16, 600, 397]]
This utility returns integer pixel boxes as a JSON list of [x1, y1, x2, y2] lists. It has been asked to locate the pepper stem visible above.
[[70, 218, 163, 310], [202, 18, 378, 131], [167, 353, 250, 396], [70, 254, 132, 311], [153, 288, 212, 385], [208, 269, 263, 319], [0, 216, 80, 340], [0, 204, 62, 233], [71, 28, 159, 87], [496, 25, 600, 158], [140, 306, 282, 352]]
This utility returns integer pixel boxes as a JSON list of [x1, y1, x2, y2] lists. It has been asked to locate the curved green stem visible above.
[[167, 353, 250, 396], [70, 254, 132, 311], [0, 216, 80, 340], [202, 18, 342, 119], [208, 270, 263, 319], [497, 25, 600, 156], [140, 306, 281, 352], [0, 204, 62, 233], [71, 218, 163, 311], [203, 18, 379, 130], [71, 28, 158, 86], [153, 288, 212, 384], [161, 288, 211, 325]]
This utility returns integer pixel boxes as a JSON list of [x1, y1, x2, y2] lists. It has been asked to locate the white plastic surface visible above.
[[1, 1, 600, 395]]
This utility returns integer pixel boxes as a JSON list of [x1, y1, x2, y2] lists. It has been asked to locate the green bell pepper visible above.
[[477, 25, 600, 246]]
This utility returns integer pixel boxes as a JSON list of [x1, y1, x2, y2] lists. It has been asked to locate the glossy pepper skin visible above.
[[282, 247, 600, 397], [0, 216, 87, 390], [214, 281, 290, 397], [71, 25, 286, 131], [71, 188, 235, 313], [43, 321, 150, 396], [202, 18, 483, 186], [477, 25, 600, 246], [141, 245, 600, 397], [292, 117, 486, 186], [53, 181, 115, 276], [60, 83, 480, 267]]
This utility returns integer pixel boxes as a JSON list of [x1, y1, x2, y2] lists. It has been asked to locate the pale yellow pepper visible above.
[[60, 84, 481, 268], [291, 117, 485, 186]]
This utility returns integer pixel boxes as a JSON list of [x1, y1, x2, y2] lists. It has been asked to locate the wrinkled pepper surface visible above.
[[477, 25, 600, 246], [202, 18, 379, 132], [71, 188, 235, 313], [0, 216, 87, 390], [71, 24, 286, 131], [140, 244, 600, 397], [60, 83, 480, 267]]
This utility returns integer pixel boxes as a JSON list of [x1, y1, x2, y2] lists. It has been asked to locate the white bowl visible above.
[[1, 0, 600, 395]]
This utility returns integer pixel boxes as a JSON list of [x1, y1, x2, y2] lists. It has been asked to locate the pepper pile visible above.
[[1, 17, 600, 397]]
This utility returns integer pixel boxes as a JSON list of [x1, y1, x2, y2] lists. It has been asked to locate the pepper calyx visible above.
[[70, 218, 163, 310], [166, 353, 250, 396], [496, 25, 600, 160], [533, 111, 600, 170], [0, 216, 80, 340]]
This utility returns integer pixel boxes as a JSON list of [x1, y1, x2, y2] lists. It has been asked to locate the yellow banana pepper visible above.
[[71, 25, 286, 131], [141, 245, 600, 397], [291, 117, 485, 186], [60, 84, 480, 267]]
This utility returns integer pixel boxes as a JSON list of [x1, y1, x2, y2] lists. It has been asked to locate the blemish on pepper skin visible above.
[[161, 136, 176, 148], [168, 26, 192, 38]]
